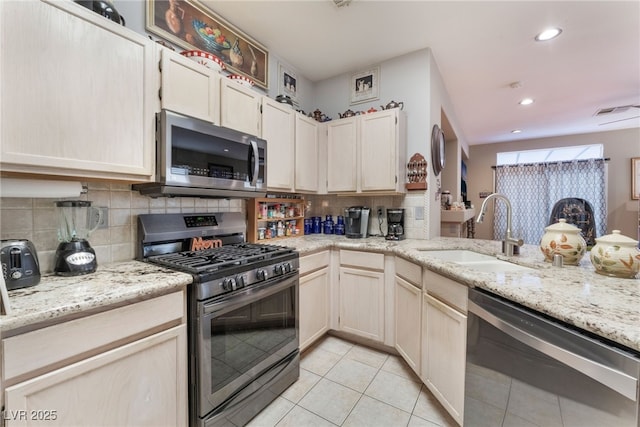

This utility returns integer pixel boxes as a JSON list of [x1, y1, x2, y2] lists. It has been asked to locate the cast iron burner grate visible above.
[[148, 243, 292, 273]]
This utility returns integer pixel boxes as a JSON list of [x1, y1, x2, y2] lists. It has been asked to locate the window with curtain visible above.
[[493, 158, 607, 245]]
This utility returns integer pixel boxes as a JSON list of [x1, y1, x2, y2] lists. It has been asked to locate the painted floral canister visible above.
[[590, 230, 640, 279], [540, 219, 586, 265]]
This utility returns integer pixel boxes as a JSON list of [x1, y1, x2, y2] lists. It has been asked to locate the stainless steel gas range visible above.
[[138, 212, 299, 427]]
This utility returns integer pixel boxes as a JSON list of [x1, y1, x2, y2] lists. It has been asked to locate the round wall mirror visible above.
[[431, 124, 445, 176]]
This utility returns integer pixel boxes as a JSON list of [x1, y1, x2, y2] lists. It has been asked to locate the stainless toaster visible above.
[[1, 239, 41, 290]]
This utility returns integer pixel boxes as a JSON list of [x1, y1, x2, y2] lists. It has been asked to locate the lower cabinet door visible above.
[[423, 293, 467, 426], [394, 276, 421, 373], [339, 267, 385, 342], [299, 266, 330, 351], [4, 325, 187, 427]]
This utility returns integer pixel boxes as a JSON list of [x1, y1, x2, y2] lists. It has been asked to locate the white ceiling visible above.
[[203, 0, 640, 145]]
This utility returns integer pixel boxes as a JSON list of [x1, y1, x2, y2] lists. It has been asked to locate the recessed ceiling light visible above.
[[511, 129, 522, 134], [519, 98, 534, 106], [535, 28, 562, 41]]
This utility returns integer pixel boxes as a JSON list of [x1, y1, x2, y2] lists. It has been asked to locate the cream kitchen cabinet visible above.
[[326, 109, 406, 194], [220, 78, 261, 136], [0, 0, 155, 181], [2, 291, 187, 426], [338, 250, 385, 342], [261, 97, 296, 191], [294, 114, 320, 193], [159, 47, 220, 124], [326, 117, 358, 192], [394, 257, 422, 375], [299, 251, 331, 351], [421, 269, 468, 426]]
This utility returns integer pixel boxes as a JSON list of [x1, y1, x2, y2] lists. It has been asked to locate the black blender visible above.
[[54, 200, 102, 276]]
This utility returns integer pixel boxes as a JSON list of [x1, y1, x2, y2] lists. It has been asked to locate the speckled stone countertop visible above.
[[282, 235, 640, 353], [1, 261, 192, 336], [2, 237, 638, 354]]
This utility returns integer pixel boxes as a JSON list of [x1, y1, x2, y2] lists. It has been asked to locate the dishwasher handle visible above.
[[468, 298, 638, 401]]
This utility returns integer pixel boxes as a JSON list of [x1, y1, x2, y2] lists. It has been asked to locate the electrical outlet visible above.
[[376, 206, 384, 217], [89, 207, 109, 230]]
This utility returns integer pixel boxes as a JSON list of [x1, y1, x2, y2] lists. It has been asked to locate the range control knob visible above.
[[222, 277, 237, 291], [283, 262, 292, 273], [235, 275, 245, 288], [256, 269, 268, 281], [274, 264, 284, 275]]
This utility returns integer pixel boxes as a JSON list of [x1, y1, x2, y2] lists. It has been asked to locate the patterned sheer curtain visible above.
[[494, 159, 607, 245]]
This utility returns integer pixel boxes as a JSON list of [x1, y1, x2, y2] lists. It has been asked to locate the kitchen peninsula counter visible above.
[[2, 237, 638, 354], [286, 235, 640, 353], [1, 261, 192, 336]]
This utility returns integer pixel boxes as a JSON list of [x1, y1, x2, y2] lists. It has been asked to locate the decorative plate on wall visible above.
[[431, 124, 445, 176]]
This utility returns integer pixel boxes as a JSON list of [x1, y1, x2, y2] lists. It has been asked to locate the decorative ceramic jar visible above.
[[590, 230, 640, 278], [539, 219, 586, 265]]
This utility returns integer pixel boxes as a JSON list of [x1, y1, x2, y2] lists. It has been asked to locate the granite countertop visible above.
[[1, 261, 192, 336], [2, 236, 638, 354], [284, 235, 640, 353]]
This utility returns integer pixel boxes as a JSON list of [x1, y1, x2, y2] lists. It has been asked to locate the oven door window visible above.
[[201, 276, 298, 406]]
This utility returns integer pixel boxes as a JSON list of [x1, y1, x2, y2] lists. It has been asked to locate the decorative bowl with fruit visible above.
[[181, 50, 226, 73], [192, 20, 231, 53], [227, 74, 255, 87]]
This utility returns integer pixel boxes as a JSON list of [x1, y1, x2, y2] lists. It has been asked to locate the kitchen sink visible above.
[[456, 260, 533, 273], [420, 249, 495, 262], [420, 249, 533, 272]]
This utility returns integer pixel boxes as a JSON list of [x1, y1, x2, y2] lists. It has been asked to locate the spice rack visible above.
[[247, 197, 305, 243]]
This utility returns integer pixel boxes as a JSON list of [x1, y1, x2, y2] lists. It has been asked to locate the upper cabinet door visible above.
[[219, 78, 261, 136], [360, 109, 400, 192], [0, 0, 155, 181], [159, 48, 220, 124], [294, 114, 319, 193], [326, 118, 358, 192], [262, 97, 295, 192]]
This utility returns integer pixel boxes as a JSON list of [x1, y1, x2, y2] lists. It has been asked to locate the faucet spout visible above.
[[476, 193, 523, 256]]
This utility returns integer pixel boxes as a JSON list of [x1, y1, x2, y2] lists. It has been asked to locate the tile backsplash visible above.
[[0, 182, 244, 274], [1, 182, 428, 274]]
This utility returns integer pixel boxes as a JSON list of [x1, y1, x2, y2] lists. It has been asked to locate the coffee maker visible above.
[[386, 208, 405, 241], [344, 207, 370, 239]]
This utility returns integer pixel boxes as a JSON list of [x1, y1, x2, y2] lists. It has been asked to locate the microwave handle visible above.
[[248, 140, 259, 186]]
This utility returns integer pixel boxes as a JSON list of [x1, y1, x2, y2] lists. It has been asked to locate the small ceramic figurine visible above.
[[381, 100, 404, 110], [339, 109, 356, 118], [310, 109, 326, 122]]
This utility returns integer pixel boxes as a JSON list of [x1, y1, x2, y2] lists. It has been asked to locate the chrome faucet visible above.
[[476, 193, 523, 256]]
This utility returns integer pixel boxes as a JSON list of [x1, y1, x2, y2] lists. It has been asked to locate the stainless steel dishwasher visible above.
[[465, 288, 640, 427]]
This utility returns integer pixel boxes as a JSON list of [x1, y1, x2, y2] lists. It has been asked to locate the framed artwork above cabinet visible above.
[[146, 0, 269, 88]]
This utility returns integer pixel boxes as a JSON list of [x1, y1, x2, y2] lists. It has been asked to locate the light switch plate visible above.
[[415, 207, 424, 220]]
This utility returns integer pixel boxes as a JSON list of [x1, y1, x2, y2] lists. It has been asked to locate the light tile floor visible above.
[[248, 335, 458, 427]]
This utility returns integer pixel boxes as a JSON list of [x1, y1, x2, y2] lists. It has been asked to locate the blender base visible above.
[[54, 240, 97, 276]]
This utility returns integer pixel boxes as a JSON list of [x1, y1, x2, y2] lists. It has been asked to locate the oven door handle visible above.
[[469, 299, 638, 401], [203, 274, 296, 317]]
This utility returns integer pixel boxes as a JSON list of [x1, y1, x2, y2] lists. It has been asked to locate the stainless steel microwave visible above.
[[134, 110, 267, 198]]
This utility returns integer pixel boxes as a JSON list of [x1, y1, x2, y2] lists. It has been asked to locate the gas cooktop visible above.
[[147, 243, 295, 274]]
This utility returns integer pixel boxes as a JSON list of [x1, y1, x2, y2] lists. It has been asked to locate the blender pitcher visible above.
[[54, 200, 102, 276]]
